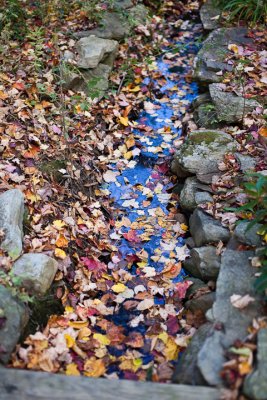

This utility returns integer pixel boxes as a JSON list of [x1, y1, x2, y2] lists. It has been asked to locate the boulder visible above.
[[0, 285, 29, 363], [13, 253, 58, 296], [193, 28, 252, 83], [184, 277, 209, 299], [209, 83, 261, 124], [244, 328, 267, 400], [180, 177, 213, 211], [172, 323, 212, 385], [76, 36, 119, 69], [234, 221, 262, 247], [0, 189, 24, 260], [200, 0, 222, 31], [184, 246, 221, 281], [171, 130, 236, 183], [74, 5, 148, 41], [197, 249, 264, 386], [62, 63, 111, 98], [189, 209, 230, 247]]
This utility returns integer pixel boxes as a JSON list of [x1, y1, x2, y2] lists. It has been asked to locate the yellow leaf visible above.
[[53, 220, 66, 230], [228, 43, 239, 54], [78, 327, 92, 340], [180, 223, 188, 231], [65, 306, 74, 313], [68, 321, 89, 329], [55, 248, 67, 259], [137, 261, 147, 268], [128, 85, 140, 92], [65, 363, 80, 376], [84, 358, 106, 377], [64, 334, 75, 348], [158, 331, 168, 344], [165, 337, 179, 361], [118, 116, 129, 126], [93, 333, 111, 346], [133, 358, 142, 367], [111, 283, 126, 293], [124, 151, 132, 160], [239, 361, 252, 376], [55, 234, 68, 248]]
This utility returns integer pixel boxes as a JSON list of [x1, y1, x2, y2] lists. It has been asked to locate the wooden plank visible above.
[[0, 368, 221, 400]]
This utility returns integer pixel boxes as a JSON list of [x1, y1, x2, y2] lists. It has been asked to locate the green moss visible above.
[[188, 131, 230, 145], [39, 159, 66, 182]]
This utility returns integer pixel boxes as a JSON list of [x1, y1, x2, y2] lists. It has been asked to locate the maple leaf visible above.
[[175, 281, 193, 299]]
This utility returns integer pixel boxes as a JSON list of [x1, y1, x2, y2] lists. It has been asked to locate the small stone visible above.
[[76, 36, 119, 69], [172, 323, 212, 385], [0, 285, 29, 364], [189, 209, 230, 247], [185, 292, 216, 314], [13, 253, 58, 296], [180, 177, 213, 211], [244, 328, 267, 400], [184, 246, 221, 281], [0, 189, 24, 260], [234, 221, 262, 247], [235, 153, 256, 173], [209, 83, 261, 124], [184, 277, 208, 299]]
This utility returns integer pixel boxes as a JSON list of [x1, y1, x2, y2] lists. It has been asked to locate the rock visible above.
[[234, 221, 262, 247], [114, 0, 134, 9], [189, 209, 230, 247], [172, 323, 212, 385], [184, 246, 221, 281], [76, 36, 119, 69], [209, 83, 261, 124], [171, 130, 236, 183], [13, 253, 58, 296], [185, 292, 216, 314], [197, 250, 264, 386], [194, 103, 220, 129], [180, 177, 213, 211], [0, 285, 29, 363], [0, 189, 24, 260], [235, 153, 256, 173], [184, 277, 209, 299], [200, 0, 222, 30], [193, 28, 252, 83], [62, 63, 111, 98], [74, 4, 148, 42], [184, 237, 196, 249], [244, 328, 267, 400], [0, 368, 222, 400]]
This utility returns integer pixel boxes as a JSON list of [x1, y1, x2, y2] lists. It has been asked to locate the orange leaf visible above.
[[55, 234, 68, 248], [259, 126, 267, 137]]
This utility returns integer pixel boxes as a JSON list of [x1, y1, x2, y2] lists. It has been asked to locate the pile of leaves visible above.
[[0, 0, 204, 382]]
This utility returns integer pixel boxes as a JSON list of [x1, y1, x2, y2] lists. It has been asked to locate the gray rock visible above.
[[235, 153, 256, 173], [209, 83, 261, 124], [184, 237, 196, 249], [0, 368, 222, 400], [114, 0, 134, 10], [200, 0, 222, 30], [62, 63, 111, 98], [189, 209, 230, 247], [194, 103, 220, 129], [0, 285, 29, 363], [244, 328, 267, 400], [75, 12, 130, 41], [234, 221, 262, 247], [184, 277, 209, 299], [76, 36, 119, 69], [173, 323, 212, 385], [13, 253, 58, 296], [185, 292, 216, 314], [74, 4, 148, 42], [193, 28, 252, 83], [180, 177, 213, 211], [0, 189, 24, 260], [171, 130, 236, 183], [197, 250, 264, 386], [184, 246, 221, 281]]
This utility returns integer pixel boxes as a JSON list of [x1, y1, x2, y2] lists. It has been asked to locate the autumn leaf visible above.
[[84, 358, 106, 377], [65, 363, 80, 376]]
